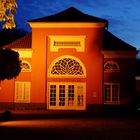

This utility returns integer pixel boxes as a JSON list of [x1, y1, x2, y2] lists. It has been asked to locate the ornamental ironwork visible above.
[[21, 61, 31, 72], [104, 61, 120, 72], [51, 58, 84, 75]]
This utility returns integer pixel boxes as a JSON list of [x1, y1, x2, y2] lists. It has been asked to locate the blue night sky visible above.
[[15, 0, 140, 49]]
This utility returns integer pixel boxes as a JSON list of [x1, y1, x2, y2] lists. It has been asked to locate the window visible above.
[[68, 85, 75, 106], [59, 85, 66, 106], [104, 83, 120, 104], [77, 85, 84, 106], [21, 61, 31, 72], [49, 85, 56, 106], [49, 36, 85, 52], [49, 56, 86, 77], [104, 61, 120, 72], [15, 82, 31, 103], [51, 58, 83, 76]]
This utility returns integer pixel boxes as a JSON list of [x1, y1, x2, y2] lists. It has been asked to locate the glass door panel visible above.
[[59, 85, 65, 106], [48, 83, 86, 110], [68, 85, 75, 106]]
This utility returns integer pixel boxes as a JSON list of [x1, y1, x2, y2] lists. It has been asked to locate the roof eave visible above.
[[28, 22, 107, 28], [102, 50, 137, 58]]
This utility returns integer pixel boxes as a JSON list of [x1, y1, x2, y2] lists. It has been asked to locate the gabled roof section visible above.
[[103, 30, 136, 51], [3, 33, 32, 49], [3, 30, 136, 51], [28, 7, 108, 25]]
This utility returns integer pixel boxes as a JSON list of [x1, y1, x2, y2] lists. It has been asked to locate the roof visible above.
[[3, 30, 136, 51], [3, 7, 135, 51], [28, 7, 108, 25], [103, 30, 136, 51], [3, 33, 32, 49]]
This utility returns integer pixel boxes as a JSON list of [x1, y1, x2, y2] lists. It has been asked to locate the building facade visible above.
[[0, 7, 137, 111]]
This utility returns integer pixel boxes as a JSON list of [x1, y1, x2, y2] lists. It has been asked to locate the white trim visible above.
[[13, 49, 33, 58], [104, 83, 120, 105], [104, 61, 120, 72], [48, 82, 86, 110], [28, 22, 106, 28], [21, 60, 31, 72], [49, 36, 86, 52], [48, 55, 86, 78], [15, 81, 31, 103]]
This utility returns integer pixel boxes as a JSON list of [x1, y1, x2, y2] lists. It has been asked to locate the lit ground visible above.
[[0, 111, 140, 140]]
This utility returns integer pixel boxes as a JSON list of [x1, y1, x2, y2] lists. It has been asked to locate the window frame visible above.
[[21, 60, 31, 72], [48, 82, 86, 110], [104, 83, 120, 104], [104, 61, 120, 72], [48, 55, 86, 78], [15, 81, 31, 103]]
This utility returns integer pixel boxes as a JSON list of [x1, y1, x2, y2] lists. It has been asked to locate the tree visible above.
[[0, 48, 21, 80], [0, 0, 17, 29], [0, 1, 21, 80], [0, 28, 28, 47]]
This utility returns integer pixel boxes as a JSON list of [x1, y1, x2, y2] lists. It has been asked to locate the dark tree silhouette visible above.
[[0, 28, 27, 80], [0, 48, 21, 80], [0, 28, 28, 47], [0, 0, 23, 81]]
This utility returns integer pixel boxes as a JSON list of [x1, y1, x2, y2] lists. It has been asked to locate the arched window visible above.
[[49, 56, 86, 77], [104, 61, 120, 72], [21, 61, 31, 72]]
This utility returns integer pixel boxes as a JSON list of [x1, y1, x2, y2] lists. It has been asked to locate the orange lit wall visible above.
[[31, 26, 104, 108], [16, 58, 32, 81], [0, 25, 136, 110], [0, 57, 32, 109], [0, 79, 14, 103], [0, 26, 136, 110]]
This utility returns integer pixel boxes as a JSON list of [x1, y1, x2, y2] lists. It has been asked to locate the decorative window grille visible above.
[[21, 61, 31, 72], [104, 83, 120, 104], [51, 58, 84, 76], [54, 41, 81, 46], [49, 36, 85, 52], [15, 82, 31, 103], [104, 61, 120, 72]]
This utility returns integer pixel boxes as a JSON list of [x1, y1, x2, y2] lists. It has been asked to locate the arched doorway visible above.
[[48, 55, 86, 110]]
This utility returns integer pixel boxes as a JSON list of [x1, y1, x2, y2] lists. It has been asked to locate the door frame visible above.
[[47, 82, 86, 110]]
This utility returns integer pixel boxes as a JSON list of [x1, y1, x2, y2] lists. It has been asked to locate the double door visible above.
[[48, 82, 86, 110]]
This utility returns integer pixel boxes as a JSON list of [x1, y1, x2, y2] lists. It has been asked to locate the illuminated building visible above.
[[0, 7, 137, 111]]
